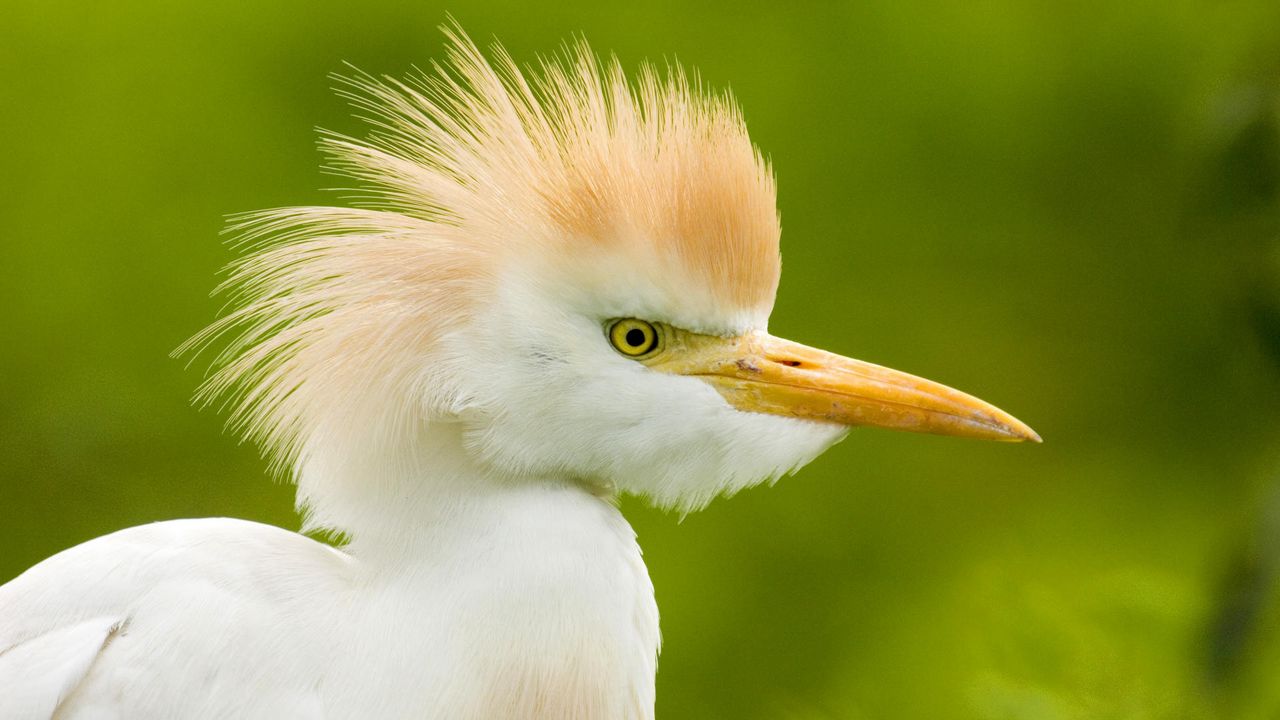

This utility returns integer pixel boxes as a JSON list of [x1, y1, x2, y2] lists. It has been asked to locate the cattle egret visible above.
[[0, 27, 1038, 719]]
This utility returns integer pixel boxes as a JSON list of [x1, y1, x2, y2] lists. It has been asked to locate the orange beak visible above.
[[650, 331, 1040, 443]]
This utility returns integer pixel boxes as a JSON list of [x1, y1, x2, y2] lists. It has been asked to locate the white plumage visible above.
[[0, 26, 1036, 719]]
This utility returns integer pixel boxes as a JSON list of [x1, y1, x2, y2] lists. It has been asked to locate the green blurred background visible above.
[[3, 1, 1279, 718]]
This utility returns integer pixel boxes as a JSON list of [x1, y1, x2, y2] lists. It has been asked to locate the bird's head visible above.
[[186, 27, 1036, 517]]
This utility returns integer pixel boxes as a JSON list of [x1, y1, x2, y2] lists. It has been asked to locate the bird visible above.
[[0, 25, 1039, 720]]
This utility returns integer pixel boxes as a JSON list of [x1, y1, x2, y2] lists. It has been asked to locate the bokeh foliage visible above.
[[2, 1, 1278, 718]]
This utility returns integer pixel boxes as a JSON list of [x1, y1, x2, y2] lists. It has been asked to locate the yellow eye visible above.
[[608, 319, 660, 358]]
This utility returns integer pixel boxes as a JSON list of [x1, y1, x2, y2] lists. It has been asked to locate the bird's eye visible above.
[[608, 319, 661, 358]]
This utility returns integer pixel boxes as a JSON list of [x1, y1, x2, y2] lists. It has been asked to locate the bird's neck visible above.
[[295, 420, 605, 561], [293, 420, 659, 718]]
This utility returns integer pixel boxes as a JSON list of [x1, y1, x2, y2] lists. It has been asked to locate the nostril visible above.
[[774, 359, 803, 368]]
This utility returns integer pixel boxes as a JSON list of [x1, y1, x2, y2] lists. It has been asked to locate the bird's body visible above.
[[2, 438, 657, 719], [2, 519, 349, 719], [0, 26, 1036, 719]]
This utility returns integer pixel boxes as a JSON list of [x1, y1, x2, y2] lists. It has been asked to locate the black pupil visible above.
[[625, 327, 647, 349]]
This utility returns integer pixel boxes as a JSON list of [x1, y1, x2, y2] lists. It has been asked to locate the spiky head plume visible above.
[[181, 26, 782, 482]]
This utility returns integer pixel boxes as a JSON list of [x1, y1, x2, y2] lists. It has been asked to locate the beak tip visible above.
[[1003, 418, 1041, 444]]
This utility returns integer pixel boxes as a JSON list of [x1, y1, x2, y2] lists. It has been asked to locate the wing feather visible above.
[[0, 615, 125, 718]]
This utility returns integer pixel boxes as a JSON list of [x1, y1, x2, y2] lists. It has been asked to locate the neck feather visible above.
[[295, 414, 660, 718], [295, 417, 509, 550]]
